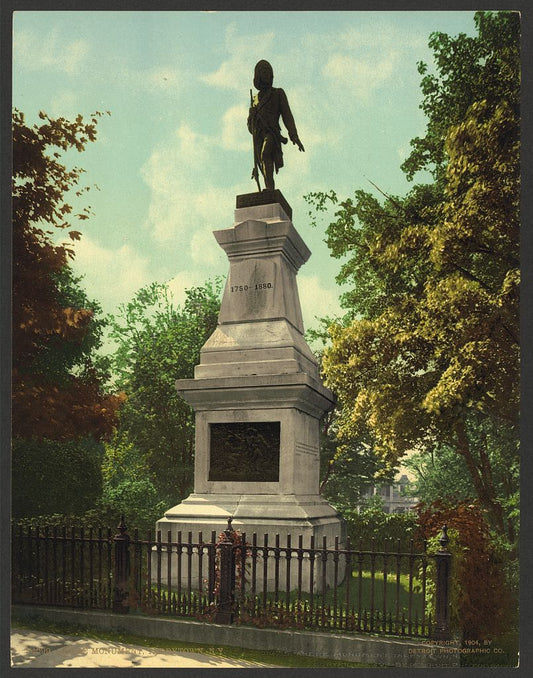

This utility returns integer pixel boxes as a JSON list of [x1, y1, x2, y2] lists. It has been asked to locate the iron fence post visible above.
[[112, 515, 130, 614], [215, 517, 235, 624], [432, 524, 452, 640]]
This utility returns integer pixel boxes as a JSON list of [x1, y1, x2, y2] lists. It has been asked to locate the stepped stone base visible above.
[[155, 493, 346, 592], [158, 492, 344, 538]]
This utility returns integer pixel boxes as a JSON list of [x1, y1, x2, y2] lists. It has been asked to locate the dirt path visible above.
[[11, 628, 274, 668]]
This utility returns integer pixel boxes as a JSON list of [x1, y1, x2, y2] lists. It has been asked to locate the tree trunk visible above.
[[454, 418, 506, 535]]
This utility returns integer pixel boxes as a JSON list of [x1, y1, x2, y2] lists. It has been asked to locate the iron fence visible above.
[[11, 516, 451, 639]]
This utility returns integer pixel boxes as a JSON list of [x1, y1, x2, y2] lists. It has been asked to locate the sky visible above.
[[12, 10, 480, 346]]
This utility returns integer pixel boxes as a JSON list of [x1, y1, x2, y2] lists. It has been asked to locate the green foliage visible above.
[[305, 183, 442, 321], [402, 11, 520, 181], [29, 265, 112, 387], [343, 508, 418, 550], [101, 434, 148, 485], [306, 12, 519, 539], [324, 458, 413, 518], [108, 279, 222, 504], [12, 437, 103, 519], [98, 480, 168, 534], [12, 108, 105, 240], [109, 279, 222, 387], [486, 526, 519, 610], [404, 447, 475, 505], [321, 453, 389, 515], [405, 418, 519, 542], [319, 407, 394, 513], [96, 435, 168, 533], [357, 494, 386, 512], [13, 497, 166, 537], [13, 436, 169, 535], [419, 528, 517, 664]]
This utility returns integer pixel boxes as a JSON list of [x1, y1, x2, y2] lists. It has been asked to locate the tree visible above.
[[305, 11, 519, 540], [417, 501, 514, 641], [319, 407, 396, 514], [403, 446, 475, 506], [97, 434, 168, 533], [108, 279, 221, 503], [404, 418, 519, 545], [12, 109, 120, 441], [402, 11, 520, 182], [306, 326, 395, 512]]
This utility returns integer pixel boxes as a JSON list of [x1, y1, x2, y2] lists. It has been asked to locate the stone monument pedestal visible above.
[[155, 192, 344, 591]]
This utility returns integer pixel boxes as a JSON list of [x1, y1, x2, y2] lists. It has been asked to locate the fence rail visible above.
[[11, 516, 451, 640]]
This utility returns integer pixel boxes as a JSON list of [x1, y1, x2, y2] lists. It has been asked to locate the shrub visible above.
[[98, 478, 168, 534], [416, 500, 512, 640], [343, 507, 418, 550], [12, 437, 103, 519]]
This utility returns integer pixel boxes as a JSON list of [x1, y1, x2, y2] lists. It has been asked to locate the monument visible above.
[[155, 61, 344, 589], [247, 59, 305, 191]]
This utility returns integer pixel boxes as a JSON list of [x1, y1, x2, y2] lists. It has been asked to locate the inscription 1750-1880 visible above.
[[230, 282, 273, 292]]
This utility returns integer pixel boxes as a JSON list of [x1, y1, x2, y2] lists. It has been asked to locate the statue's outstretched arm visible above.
[[279, 89, 305, 152]]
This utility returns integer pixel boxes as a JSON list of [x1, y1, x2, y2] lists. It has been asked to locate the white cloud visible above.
[[140, 123, 243, 267], [202, 59, 245, 91], [49, 91, 80, 119], [298, 274, 343, 333], [15, 24, 187, 99], [175, 124, 212, 167], [140, 123, 212, 243], [166, 270, 212, 307], [193, 184, 228, 222], [66, 235, 153, 314], [322, 52, 399, 101], [271, 142, 312, 193], [190, 225, 226, 270], [14, 28, 88, 75], [335, 21, 427, 54], [201, 24, 275, 90], [281, 85, 341, 155], [221, 105, 249, 151], [337, 25, 381, 50]]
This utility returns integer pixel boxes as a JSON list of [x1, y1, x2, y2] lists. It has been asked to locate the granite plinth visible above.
[[155, 197, 343, 591], [236, 190, 292, 219]]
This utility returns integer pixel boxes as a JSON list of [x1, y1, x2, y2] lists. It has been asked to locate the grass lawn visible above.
[[230, 568, 427, 637], [149, 566, 427, 635], [263, 569, 424, 611]]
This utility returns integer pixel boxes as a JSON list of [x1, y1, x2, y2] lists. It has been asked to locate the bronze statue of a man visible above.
[[247, 60, 305, 191]]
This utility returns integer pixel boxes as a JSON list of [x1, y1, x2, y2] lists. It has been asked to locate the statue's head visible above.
[[254, 60, 273, 90]]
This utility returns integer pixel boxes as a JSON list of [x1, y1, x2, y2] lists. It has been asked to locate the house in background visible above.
[[360, 474, 419, 513]]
